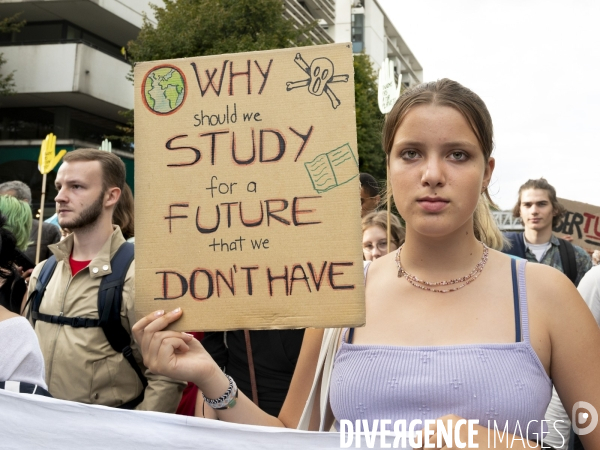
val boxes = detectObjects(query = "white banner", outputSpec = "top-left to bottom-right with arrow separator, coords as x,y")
0,390 -> 341,449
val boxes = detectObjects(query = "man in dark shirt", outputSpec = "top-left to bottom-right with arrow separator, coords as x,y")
505,178 -> 591,285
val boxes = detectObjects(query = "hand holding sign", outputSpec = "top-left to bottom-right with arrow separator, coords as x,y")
377,58 -> 401,114
134,43 -> 364,331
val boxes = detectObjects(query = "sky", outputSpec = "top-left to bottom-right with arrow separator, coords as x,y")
378,0 -> 600,210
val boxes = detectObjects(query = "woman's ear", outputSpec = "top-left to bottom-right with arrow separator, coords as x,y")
483,156 -> 495,189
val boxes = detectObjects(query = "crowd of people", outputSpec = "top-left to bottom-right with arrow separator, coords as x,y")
0,79 -> 599,449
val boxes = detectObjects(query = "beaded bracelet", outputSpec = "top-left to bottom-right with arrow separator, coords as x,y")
203,374 -> 239,410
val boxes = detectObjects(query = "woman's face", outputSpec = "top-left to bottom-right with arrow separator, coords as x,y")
362,225 -> 398,260
388,104 -> 494,239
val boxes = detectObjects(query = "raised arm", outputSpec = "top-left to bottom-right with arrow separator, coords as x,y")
132,308 -> 326,428
123,268 -> 185,412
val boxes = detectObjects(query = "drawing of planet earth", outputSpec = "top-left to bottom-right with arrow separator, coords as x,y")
143,66 -> 186,114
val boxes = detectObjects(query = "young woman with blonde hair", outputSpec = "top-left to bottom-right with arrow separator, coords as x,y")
361,210 -> 405,261
133,79 -> 600,448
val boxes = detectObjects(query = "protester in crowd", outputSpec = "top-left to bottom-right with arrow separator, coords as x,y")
503,178 -> 592,286
25,149 -> 184,411
0,216 -> 48,394
0,181 -> 61,263
113,183 -> 134,242
502,179 -> 593,448
0,195 -> 32,313
0,195 -> 32,252
361,210 -> 405,261
359,172 -> 380,217
133,79 -> 600,448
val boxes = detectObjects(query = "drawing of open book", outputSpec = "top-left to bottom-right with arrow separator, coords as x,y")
304,143 -> 358,193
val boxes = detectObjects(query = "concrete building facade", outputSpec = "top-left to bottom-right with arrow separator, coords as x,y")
0,0 -> 420,212
0,0 -> 160,209
285,0 -> 422,86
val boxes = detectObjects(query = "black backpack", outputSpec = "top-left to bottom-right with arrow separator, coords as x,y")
502,232 -> 578,285
28,242 -> 147,409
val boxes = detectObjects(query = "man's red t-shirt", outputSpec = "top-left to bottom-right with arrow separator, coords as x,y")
69,255 -> 91,276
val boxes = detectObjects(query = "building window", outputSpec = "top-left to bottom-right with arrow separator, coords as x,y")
0,21 -> 123,60
0,107 -> 126,150
351,14 -> 364,53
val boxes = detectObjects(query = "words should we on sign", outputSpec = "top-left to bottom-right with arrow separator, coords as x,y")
134,43 -> 365,331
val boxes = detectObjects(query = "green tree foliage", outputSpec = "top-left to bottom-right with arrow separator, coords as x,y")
0,14 -> 25,97
110,0 -> 324,148
353,53 -> 385,182
128,0 -> 322,62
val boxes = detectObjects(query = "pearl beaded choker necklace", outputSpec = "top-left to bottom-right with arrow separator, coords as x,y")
395,242 -> 489,293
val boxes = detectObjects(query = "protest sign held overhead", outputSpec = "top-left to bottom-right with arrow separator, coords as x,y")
134,43 -> 365,332
555,198 -> 600,251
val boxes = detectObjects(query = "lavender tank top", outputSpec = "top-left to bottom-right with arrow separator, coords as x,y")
329,259 -> 552,437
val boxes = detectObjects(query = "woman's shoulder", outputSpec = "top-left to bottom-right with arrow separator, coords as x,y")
0,307 -> 19,323
364,252 -> 397,278
525,259 -> 578,297
522,258 -> 590,327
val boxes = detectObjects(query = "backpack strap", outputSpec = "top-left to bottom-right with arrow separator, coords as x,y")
557,238 -> 578,285
29,243 -> 146,409
28,256 -> 58,326
502,232 -> 527,259
97,242 -> 147,409
29,256 -> 101,328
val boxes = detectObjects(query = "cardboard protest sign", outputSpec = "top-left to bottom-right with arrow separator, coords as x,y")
134,43 -> 365,331
554,198 -> 600,251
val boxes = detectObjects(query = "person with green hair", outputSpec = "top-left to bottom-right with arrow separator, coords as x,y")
0,195 -> 32,251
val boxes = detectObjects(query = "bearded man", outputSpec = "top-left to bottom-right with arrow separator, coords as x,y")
25,149 -> 184,411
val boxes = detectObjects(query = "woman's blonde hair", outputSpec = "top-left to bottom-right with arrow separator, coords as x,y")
381,79 -> 505,250
362,211 -> 405,248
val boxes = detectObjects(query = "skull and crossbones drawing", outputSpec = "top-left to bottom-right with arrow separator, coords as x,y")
286,53 -> 349,109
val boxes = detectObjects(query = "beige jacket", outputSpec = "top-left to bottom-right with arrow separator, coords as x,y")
27,227 -> 185,411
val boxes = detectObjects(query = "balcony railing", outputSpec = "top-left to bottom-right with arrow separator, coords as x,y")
492,211 -> 524,231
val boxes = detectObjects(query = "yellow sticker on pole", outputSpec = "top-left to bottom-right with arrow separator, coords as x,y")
38,133 -> 67,174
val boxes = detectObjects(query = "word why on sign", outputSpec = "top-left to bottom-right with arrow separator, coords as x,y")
154,261 -> 355,300
165,125 -> 314,166
190,59 -> 273,97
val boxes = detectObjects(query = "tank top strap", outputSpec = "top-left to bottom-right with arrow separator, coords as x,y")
516,259 -> 530,342
342,327 -> 354,344
510,258 -> 521,342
